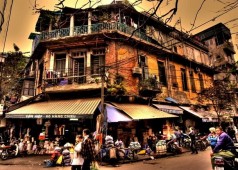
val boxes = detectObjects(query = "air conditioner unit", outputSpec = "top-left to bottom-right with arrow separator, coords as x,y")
132,67 -> 142,75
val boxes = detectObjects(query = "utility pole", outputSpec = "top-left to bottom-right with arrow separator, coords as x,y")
100,65 -> 107,136
0,54 -> 6,116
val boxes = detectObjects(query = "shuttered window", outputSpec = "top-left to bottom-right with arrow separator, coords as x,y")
169,64 -> 178,87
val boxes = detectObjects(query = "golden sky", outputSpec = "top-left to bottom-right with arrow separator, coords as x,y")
0,0 -> 238,58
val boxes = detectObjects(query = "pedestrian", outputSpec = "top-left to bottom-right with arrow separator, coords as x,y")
188,127 -> 198,154
227,126 -> 236,142
81,129 -> 95,170
71,135 -> 84,170
207,127 -> 218,151
174,128 -> 182,146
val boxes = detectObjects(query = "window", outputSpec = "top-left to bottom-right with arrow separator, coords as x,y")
91,55 -> 105,75
139,55 -> 149,80
74,58 -> 85,84
189,71 -> 196,92
173,46 -> 177,53
55,54 -> 66,73
72,51 -> 86,58
169,64 -> 178,87
23,80 -> 34,96
198,73 -> 204,91
181,68 -> 188,91
39,63 -> 43,85
158,61 -> 167,86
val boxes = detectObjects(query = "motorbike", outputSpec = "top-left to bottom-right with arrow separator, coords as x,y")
166,139 -> 182,154
195,134 -> 210,151
212,146 -> 238,170
0,140 -> 19,160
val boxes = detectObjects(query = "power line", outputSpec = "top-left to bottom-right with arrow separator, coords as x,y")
0,0 -> 7,32
2,0 -> 14,53
189,1 -> 238,32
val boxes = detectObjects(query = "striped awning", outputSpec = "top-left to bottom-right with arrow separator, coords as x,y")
112,103 -> 178,120
179,106 -> 218,122
153,104 -> 183,114
6,98 -> 101,119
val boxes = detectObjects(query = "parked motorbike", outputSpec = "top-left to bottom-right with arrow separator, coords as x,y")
166,139 -> 182,154
195,134 -> 210,151
181,133 -> 191,149
0,140 -> 19,160
212,146 -> 238,170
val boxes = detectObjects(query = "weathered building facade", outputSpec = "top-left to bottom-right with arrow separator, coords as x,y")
5,2 -> 219,144
195,23 -> 237,126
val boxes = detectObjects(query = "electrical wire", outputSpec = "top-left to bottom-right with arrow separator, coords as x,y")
2,0 -> 14,53
0,0 -> 7,32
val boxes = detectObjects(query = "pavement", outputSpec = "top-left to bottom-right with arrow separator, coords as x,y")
0,147 -> 191,167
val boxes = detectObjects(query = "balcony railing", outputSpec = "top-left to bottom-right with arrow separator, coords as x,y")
39,22 -> 154,44
223,41 -> 236,54
44,69 -> 101,88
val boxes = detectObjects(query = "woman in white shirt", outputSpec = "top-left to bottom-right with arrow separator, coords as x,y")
71,135 -> 84,170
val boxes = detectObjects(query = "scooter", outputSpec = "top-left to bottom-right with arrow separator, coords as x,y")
212,146 -> 238,170
0,140 -> 19,160
166,139 -> 182,154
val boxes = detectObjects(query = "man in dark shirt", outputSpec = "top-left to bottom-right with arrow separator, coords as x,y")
81,129 -> 95,170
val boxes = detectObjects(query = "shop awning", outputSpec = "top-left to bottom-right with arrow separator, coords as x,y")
153,104 -> 183,115
105,104 -> 132,123
179,106 -> 218,122
112,103 -> 178,120
6,98 -> 101,119
165,97 -> 179,104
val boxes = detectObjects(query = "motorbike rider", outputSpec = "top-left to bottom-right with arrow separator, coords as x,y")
210,126 -> 235,169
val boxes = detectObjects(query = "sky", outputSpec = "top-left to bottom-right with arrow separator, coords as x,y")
0,0 -> 238,58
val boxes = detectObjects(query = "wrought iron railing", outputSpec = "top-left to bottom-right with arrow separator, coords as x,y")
44,68 -> 101,87
39,22 -> 153,43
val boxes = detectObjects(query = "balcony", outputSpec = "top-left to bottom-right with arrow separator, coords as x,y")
139,77 -> 161,97
223,41 -> 236,54
24,70 -> 36,79
37,22 -> 154,45
44,69 -> 101,92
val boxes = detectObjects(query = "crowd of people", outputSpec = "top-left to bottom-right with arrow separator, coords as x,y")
43,125 -> 237,170
45,128 -> 96,170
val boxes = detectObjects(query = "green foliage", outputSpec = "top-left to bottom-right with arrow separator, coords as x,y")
139,76 -> 158,90
107,74 -> 126,96
198,80 -> 235,124
1,46 -> 28,100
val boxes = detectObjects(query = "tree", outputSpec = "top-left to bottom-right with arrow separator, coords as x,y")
1,44 -> 28,106
198,80 -> 236,125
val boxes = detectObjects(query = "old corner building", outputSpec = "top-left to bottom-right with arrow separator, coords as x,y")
2,1 -> 237,146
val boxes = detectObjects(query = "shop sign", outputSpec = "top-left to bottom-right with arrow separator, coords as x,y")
158,108 -> 183,114
6,114 -> 93,119
25,114 -> 78,118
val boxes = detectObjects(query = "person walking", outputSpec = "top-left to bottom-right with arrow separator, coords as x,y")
71,135 -> 84,170
207,127 -> 218,151
188,127 -> 198,154
81,129 -> 95,170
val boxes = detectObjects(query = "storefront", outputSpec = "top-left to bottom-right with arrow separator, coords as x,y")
179,106 -> 218,133
108,103 -> 178,147
5,98 -> 101,144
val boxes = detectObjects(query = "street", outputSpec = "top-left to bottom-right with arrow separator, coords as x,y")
0,148 -> 213,170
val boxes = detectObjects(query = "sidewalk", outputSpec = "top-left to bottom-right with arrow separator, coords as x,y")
0,147 -> 190,166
